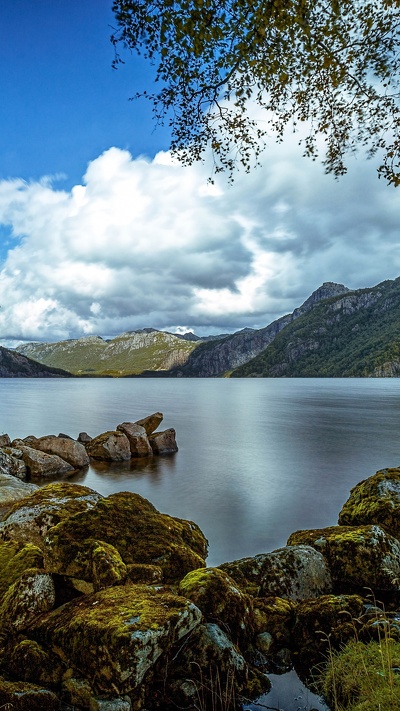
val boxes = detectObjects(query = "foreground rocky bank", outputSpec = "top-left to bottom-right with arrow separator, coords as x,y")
0,425 -> 400,709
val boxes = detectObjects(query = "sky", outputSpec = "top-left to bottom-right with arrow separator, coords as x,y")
0,1 -> 400,345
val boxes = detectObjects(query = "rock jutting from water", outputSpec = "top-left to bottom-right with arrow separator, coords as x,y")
0,448 -> 400,708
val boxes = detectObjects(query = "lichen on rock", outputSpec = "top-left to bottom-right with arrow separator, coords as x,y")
339,467 -> 400,538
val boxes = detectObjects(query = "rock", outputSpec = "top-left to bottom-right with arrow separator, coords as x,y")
126,563 -> 163,585
253,596 -> 296,648
116,422 -> 153,457
291,594 -> 364,668
338,467 -> 400,538
2,448 -> 28,480
28,584 -> 202,695
0,568 -> 55,631
134,412 -> 163,435
0,434 -> 11,447
0,482 -> 103,548
86,431 -> 131,461
0,447 -> 22,478
29,434 -> 89,468
19,445 -> 75,479
219,545 -> 332,601
78,431 -> 92,444
0,470 -> 38,509
90,697 -> 132,711
0,679 -> 60,711
148,428 -> 178,454
7,639 -> 63,686
178,567 -> 255,646
0,539 -> 44,598
91,540 -> 128,591
288,524 -> 400,593
44,491 -> 208,584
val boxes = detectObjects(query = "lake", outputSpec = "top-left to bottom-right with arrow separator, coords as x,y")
2,377 -> 399,711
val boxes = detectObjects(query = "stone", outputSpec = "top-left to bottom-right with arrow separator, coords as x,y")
29,434 -> 89,468
86,431 -> 131,461
28,584 -> 202,695
0,470 -> 38,509
134,412 -> 163,435
148,428 -> 178,454
0,568 -> 55,631
0,539 -> 44,599
178,567 -> 255,646
0,482 -> 103,548
7,639 -> 63,686
219,544 -> 332,601
90,697 -> 132,711
288,524 -> 400,593
0,679 -> 60,711
116,422 -> 153,457
0,447 -> 22,478
0,434 -> 11,447
91,540 -> 128,591
19,446 -> 75,479
78,431 -> 92,444
253,596 -> 296,648
126,563 -> 163,585
44,491 -> 208,584
338,467 -> 400,539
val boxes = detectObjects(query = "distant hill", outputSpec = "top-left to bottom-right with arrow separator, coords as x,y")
15,329 -> 202,377
231,277 -> 400,377
0,346 -> 71,378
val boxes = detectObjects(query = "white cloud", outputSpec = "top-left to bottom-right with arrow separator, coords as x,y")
0,139 -> 400,344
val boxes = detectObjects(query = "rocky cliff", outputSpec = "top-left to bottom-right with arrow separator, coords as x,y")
232,277 -> 400,377
0,346 -> 71,378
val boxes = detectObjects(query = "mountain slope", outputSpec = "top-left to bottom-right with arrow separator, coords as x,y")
16,329 -> 200,376
167,282 -> 350,377
0,346 -> 71,378
231,278 -> 400,377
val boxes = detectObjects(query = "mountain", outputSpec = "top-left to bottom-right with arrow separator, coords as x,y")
15,329 -> 202,377
166,282 -> 350,377
0,346 -> 71,378
231,277 -> 400,377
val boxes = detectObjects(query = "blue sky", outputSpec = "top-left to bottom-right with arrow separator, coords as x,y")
0,0 -> 400,344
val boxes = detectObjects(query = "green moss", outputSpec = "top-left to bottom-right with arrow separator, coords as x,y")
253,596 -> 296,645
339,468 -> 400,538
126,563 -> 163,584
0,677 -> 60,710
45,492 -> 208,584
322,639 -> 400,710
179,567 -> 255,646
0,540 -> 44,599
7,639 -> 63,686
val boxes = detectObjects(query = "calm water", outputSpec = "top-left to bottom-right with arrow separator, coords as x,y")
1,377 -> 400,567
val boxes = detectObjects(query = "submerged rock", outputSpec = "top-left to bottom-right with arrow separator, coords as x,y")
148,428 -> 178,454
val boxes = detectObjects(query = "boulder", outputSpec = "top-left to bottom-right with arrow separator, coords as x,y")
0,482 -> 103,548
291,594 -> 364,668
0,679 -> 60,711
0,447 -> 22,478
339,467 -> 400,539
0,568 -> 55,631
78,431 -> 92,444
44,491 -> 208,584
29,435 -> 89,468
148,428 -> 178,454
134,412 -> 163,435
116,422 -> 153,457
288,524 -> 400,593
1,448 -> 28,480
0,539 -> 44,599
28,584 -> 202,695
219,545 -> 332,600
7,639 -> 63,687
0,470 -> 38,509
0,434 -> 11,447
19,446 -> 75,480
253,596 -> 296,649
86,431 -> 131,462
178,567 -> 255,646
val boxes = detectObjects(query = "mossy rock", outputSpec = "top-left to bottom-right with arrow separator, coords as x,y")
253,596 -> 297,648
0,677 -> 60,710
28,583 -> 202,695
126,563 -> 163,585
6,638 -> 63,686
45,491 -> 208,584
179,567 -> 255,647
321,639 -> 400,710
292,593 -> 364,669
0,482 -> 102,548
91,540 -> 127,591
287,524 -> 400,593
148,621 -> 270,710
339,467 -> 400,539
0,567 -> 55,632
0,539 -> 44,600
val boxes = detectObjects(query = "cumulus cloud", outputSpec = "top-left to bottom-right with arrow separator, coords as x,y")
0,138 -> 400,344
